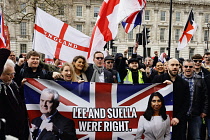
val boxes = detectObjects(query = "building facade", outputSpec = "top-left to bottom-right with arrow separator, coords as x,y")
1,0 -> 210,59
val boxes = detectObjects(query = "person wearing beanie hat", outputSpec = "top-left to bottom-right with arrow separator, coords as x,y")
104,55 -> 121,83
128,58 -> 139,65
119,56 -> 150,84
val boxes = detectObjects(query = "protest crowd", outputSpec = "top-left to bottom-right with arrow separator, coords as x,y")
0,43 -> 210,140
0,0 -> 208,138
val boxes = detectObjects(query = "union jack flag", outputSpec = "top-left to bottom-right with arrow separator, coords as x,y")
122,10 -> 143,34
121,0 -> 146,34
24,78 -> 173,140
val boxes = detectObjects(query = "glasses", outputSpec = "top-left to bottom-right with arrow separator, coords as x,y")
106,61 -> 114,64
10,55 -> 15,57
184,65 -> 193,68
95,57 -> 104,60
193,60 -> 202,63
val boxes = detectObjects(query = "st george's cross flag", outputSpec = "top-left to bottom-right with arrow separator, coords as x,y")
33,8 -> 90,62
24,78 -> 173,140
177,9 -> 197,51
88,0 -> 146,61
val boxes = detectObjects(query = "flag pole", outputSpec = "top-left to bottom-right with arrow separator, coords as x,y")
167,0 -> 172,58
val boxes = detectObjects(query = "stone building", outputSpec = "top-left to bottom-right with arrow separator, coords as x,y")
1,0 -> 210,59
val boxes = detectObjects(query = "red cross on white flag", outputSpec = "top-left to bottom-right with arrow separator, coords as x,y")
33,8 -> 90,62
88,0 -> 146,61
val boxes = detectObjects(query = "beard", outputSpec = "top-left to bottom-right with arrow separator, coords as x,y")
168,69 -> 178,77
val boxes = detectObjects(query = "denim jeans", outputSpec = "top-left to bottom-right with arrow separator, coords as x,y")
207,118 -> 210,140
186,115 -> 202,140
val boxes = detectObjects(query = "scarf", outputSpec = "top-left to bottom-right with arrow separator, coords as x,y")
90,64 -> 104,82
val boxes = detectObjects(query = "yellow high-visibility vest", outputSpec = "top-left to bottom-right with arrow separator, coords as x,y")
123,69 -> 144,84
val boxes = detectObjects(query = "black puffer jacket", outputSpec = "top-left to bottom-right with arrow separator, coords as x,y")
17,62 -> 53,86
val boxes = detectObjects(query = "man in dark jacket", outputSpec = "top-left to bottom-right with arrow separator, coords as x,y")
191,54 -> 210,139
85,51 -> 114,83
18,51 -> 61,87
192,54 -> 210,78
0,58 -> 29,139
104,55 -> 121,83
31,88 -> 77,140
205,74 -> 210,139
152,58 -> 190,140
180,59 -> 208,139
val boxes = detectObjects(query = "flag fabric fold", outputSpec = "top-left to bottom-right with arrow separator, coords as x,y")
122,10 -> 143,34
25,78 -> 173,140
177,9 -> 197,51
33,8 -> 90,62
0,9 -> 9,49
88,0 -> 146,61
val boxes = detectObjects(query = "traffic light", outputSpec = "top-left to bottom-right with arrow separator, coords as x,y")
110,40 -> 116,49
142,28 -> 150,45
136,33 -> 142,45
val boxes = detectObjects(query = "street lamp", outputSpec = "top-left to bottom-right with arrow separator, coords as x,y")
207,22 -> 210,51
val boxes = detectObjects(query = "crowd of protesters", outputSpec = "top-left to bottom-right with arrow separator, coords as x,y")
1,43 -> 210,139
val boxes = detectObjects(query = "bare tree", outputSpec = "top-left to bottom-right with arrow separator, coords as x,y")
4,0 -> 66,24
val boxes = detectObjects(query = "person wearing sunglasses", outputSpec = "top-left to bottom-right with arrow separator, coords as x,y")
85,51 -> 114,83
179,59 -> 208,140
104,55 -> 121,83
192,54 -> 210,79
192,54 -> 210,140
8,51 -> 16,64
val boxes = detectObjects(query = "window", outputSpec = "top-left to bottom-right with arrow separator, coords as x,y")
94,7 -> 100,17
147,48 -> 151,57
20,3 -> 26,13
160,28 -> 165,42
204,30 -> 208,42
175,48 -> 179,59
112,46 -> 117,56
190,36 -> 194,43
76,25 -> 82,32
145,10 -> 150,21
160,11 -> 166,21
176,12 -> 181,21
205,14 -> 209,23
128,30 -> 133,41
175,29 -> 180,42
58,6 -> 64,15
76,6 -> 82,17
189,48 -> 195,59
128,47 -> 133,57
20,22 -> 26,38
160,47 -> 165,54
20,44 -> 27,53
40,3 -> 45,11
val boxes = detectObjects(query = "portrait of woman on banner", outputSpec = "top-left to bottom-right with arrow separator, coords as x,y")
135,92 -> 171,140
